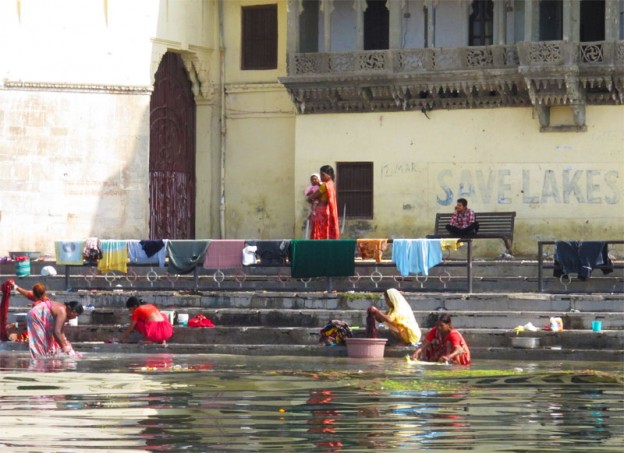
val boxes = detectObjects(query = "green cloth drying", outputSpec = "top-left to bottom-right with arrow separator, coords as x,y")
290,239 -> 356,278
167,240 -> 211,274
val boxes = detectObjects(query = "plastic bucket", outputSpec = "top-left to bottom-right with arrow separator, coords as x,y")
15,259 -> 31,278
591,320 -> 602,332
177,313 -> 189,327
345,338 -> 387,359
68,317 -> 78,326
160,311 -> 176,325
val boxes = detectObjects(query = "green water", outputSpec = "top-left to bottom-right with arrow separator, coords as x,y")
0,353 -> 622,452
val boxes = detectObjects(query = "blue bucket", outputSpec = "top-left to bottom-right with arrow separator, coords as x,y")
15,259 -> 31,278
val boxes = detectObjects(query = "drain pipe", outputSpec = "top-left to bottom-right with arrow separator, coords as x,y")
218,0 -> 226,238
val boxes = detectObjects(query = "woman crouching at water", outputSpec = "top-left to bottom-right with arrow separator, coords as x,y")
27,300 -> 83,358
411,313 -> 471,365
116,297 -> 173,344
367,288 -> 421,345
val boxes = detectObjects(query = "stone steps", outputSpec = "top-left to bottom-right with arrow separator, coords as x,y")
6,307 -> 622,331
2,258 -> 621,361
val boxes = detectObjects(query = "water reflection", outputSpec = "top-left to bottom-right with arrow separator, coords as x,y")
0,353 -> 622,451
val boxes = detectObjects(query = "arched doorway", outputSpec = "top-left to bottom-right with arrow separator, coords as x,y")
149,52 -> 196,239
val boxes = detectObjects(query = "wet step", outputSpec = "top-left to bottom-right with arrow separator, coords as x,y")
54,325 -> 624,350
2,338 -> 622,362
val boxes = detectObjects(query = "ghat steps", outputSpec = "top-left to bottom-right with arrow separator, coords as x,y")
2,289 -> 622,362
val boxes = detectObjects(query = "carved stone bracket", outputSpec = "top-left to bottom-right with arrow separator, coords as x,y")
180,51 -> 217,102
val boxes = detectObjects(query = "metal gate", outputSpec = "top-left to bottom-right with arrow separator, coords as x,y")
149,52 -> 196,239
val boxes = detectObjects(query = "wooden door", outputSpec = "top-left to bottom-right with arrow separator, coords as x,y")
149,52 -> 196,239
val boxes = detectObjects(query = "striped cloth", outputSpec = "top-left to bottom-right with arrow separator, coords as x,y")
97,240 -> 129,274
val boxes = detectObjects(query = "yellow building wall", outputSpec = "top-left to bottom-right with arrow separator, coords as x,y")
295,106 -> 624,257
219,0 -> 296,239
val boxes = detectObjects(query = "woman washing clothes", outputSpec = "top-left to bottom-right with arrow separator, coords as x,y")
2,282 -> 53,343
411,313 -> 471,365
115,297 -> 173,344
307,165 -> 340,239
14,282 -> 51,306
367,288 -> 421,346
27,299 -> 83,358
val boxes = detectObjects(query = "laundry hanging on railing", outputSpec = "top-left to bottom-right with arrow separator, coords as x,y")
356,238 -> 388,263
289,239 -> 356,279
97,240 -> 129,274
391,238 -> 444,277
203,240 -> 245,270
553,241 -> 613,280
128,240 -> 168,267
248,240 -> 291,265
167,240 -> 210,275
55,241 -> 85,265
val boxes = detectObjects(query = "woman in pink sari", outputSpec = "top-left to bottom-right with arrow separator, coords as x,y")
307,165 -> 340,239
27,300 -> 83,358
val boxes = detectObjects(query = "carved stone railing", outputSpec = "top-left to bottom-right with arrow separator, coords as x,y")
280,41 -> 624,129
291,45 -> 520,75
517,40 -> 624,67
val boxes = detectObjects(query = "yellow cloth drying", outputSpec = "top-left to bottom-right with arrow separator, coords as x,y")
441,239 -> 462,252
97,240 -> 129,273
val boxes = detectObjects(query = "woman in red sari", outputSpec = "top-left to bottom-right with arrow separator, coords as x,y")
116,297 -> 173,344
411,313 -> 471,365
307,165 -> 340,239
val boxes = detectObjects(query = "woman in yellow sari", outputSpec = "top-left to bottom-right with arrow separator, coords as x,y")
367,288 -> 421,345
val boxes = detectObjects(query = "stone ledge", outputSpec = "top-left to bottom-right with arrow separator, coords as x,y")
1,342 -> 622,362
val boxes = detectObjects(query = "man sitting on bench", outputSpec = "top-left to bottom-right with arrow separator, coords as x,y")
446,198 -> 479,237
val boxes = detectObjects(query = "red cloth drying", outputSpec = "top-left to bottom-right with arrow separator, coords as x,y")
1,279 -> 15,341
188,314 -> 215,328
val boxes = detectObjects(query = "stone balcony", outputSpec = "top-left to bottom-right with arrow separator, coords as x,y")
280,40 -> 624,130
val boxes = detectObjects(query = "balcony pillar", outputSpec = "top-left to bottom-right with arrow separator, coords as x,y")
563,0 -> 580,42
605,0 -> 620,41
388,0 -> 405,49
354,0 -> 366,50
320,0 -> 334,52
425,0 -> 436,48
494,0 -> 508,45
523,0 -> 538,42
286,0 -> 302,55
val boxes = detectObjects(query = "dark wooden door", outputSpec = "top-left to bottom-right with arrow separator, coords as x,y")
149,52 -> 196,239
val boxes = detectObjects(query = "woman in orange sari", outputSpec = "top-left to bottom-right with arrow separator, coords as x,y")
307,165 -> 340,239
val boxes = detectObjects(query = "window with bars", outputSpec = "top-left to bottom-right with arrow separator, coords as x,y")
336,162 -> 373,219
241,5 -> 278,70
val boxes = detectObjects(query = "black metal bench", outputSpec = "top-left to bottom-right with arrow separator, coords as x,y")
427,211 -> 516,254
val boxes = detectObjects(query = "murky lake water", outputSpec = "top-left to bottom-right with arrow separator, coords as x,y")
0,353 -> 622,452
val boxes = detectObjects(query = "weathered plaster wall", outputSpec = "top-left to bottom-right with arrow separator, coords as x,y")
223,84 -> 296,239
0,0 -> 221,255
295,106 -> 624,257
219,1 -> 296,239
0,90 -> 151,255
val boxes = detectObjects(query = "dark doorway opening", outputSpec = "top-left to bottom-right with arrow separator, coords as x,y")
580,0 -> 605,41
539,0 -> 563,41
364,0 -> 389,50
